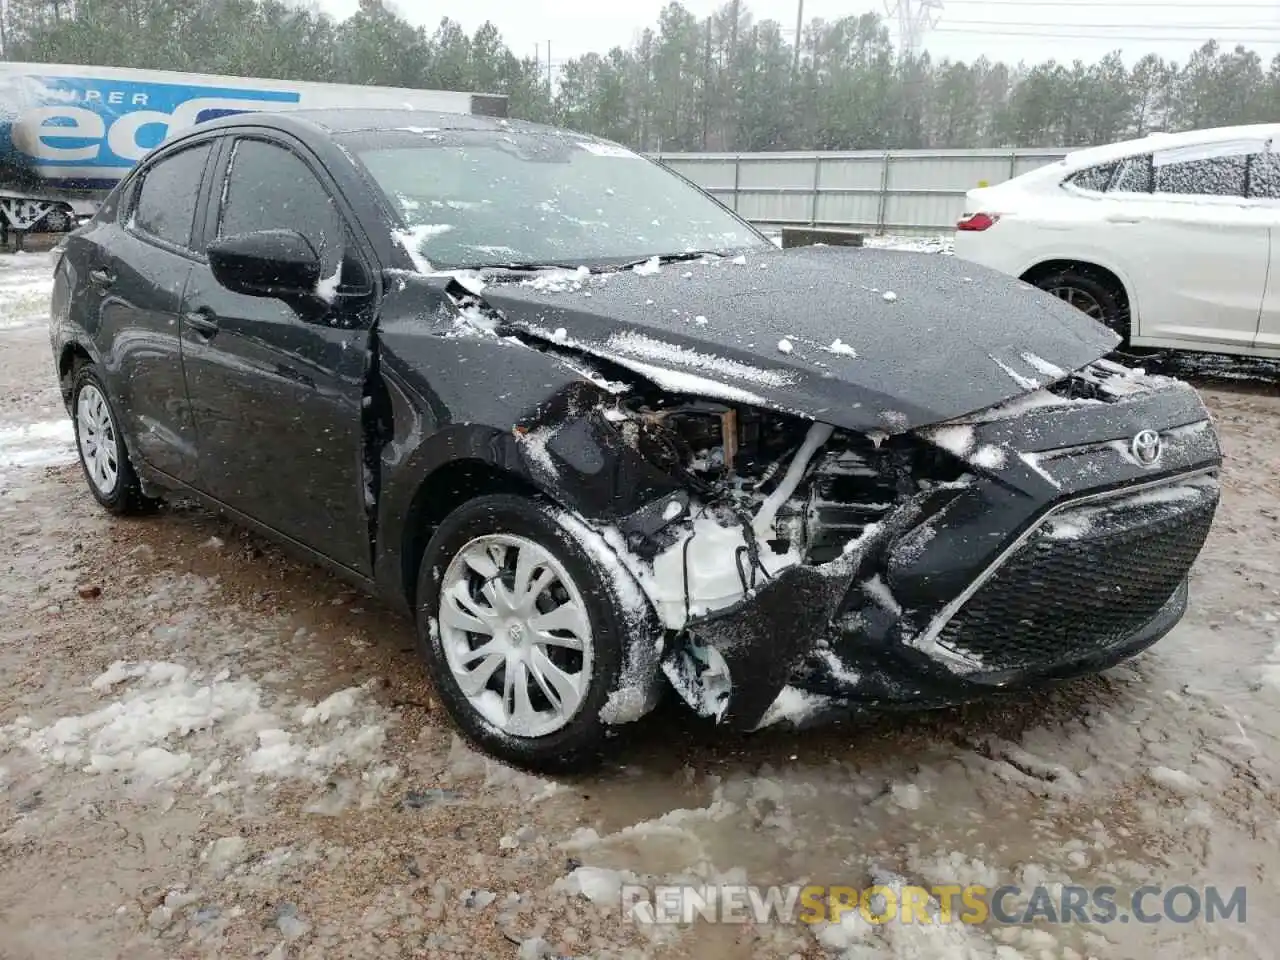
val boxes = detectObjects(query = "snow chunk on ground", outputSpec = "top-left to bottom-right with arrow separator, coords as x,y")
554,865 -> 640,905
1150,766 -> 1202,795
882,290 -> 898,302
826,338 -> 857,357
777,338 -> 793,354
0,418 -> 76,474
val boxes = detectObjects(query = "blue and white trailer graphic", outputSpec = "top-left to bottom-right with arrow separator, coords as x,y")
0,62 -> 507,236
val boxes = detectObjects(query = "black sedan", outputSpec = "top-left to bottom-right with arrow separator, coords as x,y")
49,109 -> 1222,770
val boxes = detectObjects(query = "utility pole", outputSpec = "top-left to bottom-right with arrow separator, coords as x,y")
792,0 -> 803,76
546,40 -> 552,94
701,16 -> 711,149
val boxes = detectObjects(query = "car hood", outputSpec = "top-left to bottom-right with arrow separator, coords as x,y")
477,245 -> 1119,434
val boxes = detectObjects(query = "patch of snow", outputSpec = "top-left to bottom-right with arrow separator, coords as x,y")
881,290 -> 898,303
519,266 -> 590,293
991,356 -> 1040,391
971,445 -> 1007,470
1018,450 -> 1062,489
632,257 -> 661,276
314,264 -> 341,303
730,254 -> 747,265
777,338 -> 793,354
928,425 -> 975,458
662,499 -> 684,522
753,686 -> 833,730
551,327 -> 567,342
826,338 -> 857,357
693,315 -> 708,325
0,418 -> 76,473
861,575 -> 902,616
604,331 -> 795,387
602,356 -> 769,406
817,649 -> 861,687
554,865 -> 640,905
1021,351 -> 1066,379
517,426 -> 559,478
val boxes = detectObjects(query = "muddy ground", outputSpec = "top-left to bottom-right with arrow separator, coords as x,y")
3,249 -> 1280,959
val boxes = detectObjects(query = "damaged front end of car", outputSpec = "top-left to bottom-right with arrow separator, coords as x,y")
508,365 -> 982,732
508,351 -> 1223,735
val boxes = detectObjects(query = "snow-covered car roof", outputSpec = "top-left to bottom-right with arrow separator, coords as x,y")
1059,123 -> 1280,172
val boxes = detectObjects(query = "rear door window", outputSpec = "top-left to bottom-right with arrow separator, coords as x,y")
217,138 -> 344,275
130,142 -> 214,250
1154,155 -> 1247,198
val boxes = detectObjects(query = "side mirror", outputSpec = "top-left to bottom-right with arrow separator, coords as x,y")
208,229 -> 322,299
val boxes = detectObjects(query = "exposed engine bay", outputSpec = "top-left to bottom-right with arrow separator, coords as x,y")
585,387 -> 968,633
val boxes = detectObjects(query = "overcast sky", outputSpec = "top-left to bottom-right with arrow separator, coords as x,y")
315,0 -> 1280,69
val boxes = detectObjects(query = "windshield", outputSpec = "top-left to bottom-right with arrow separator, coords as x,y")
344,129 -> 770,270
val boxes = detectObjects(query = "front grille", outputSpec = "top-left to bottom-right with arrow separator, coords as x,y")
936,478 -> 1219,673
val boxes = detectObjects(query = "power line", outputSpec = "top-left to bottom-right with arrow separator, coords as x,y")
947,0 -> 1272,5
940,19 -> 1280,31
934,26 -> 1280,41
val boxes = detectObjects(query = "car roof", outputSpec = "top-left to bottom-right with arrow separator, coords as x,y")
1061,123 -> 1280,170
190,107 -> 575,140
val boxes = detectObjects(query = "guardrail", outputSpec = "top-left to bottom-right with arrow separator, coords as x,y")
652,148 -> 1072,235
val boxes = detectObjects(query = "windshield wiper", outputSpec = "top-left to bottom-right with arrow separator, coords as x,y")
615,251 -> 728,271
455,261 -> 588,273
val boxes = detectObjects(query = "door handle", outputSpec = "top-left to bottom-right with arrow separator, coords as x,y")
1104,215 -> 1140,224
88,267 -> 115,288
184,309 -> 220,339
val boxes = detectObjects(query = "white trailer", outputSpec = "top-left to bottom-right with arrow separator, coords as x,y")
0,62 -> 507,246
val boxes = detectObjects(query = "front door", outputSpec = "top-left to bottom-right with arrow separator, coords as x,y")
180,134 -> 376,575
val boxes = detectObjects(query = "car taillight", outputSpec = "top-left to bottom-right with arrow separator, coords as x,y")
957,212 -> 1000,231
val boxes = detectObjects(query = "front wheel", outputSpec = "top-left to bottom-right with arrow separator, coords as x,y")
71,365 -> 154,515
415,494 -> 638,772
1033,268 -> 1130,345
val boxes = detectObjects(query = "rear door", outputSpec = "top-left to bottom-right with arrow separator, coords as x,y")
1249,146 -> 1280,354
68,138 -> 217,483
180,133 -> 378,575
1114,141 -> 1269,349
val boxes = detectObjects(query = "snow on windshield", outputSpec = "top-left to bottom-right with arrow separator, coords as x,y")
350,131 -> 768,270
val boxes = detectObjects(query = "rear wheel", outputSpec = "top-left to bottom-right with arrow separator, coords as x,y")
1033,268 -> 1130,344
71,365 -> 154,515
415,494 -> 632,772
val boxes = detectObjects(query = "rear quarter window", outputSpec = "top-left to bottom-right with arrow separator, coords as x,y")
1064,162 -> 1117,193
1249,152 -> 1280,199
1108,155 -> 1153,193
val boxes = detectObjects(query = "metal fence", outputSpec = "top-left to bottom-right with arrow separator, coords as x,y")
652,148 -> 1072,235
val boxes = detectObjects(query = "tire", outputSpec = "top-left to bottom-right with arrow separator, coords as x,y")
70,364 -> 154,515
1033,268 -> 1130,344
415,494 -> 633,772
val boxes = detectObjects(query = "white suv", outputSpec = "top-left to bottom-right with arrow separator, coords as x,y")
954,124 -> 1280,359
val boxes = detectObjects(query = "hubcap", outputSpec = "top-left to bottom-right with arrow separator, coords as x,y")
1048,284 -> 1106,322
76,383 -> 119,496
438,534 -> 594,738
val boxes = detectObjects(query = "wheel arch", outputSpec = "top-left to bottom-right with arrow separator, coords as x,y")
1019,258 -> 1134,326
57,341 -> 96,410
396,457 -> 542,613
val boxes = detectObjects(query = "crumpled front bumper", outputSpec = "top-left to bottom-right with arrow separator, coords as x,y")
665,375 -> 1224,732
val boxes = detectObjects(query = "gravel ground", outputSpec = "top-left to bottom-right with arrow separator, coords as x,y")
3,248 -> 1280,959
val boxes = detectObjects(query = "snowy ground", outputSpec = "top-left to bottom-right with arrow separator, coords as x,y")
3,250 -> 1280,958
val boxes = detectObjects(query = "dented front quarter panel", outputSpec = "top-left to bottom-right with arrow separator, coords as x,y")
370,271 -> 691,606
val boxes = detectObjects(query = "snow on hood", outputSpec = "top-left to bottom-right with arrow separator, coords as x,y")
478,246 -> 1119,433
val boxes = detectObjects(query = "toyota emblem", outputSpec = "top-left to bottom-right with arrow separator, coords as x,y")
1131,429 -> 1163,467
